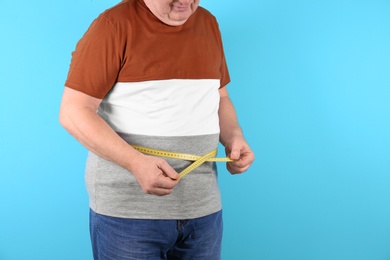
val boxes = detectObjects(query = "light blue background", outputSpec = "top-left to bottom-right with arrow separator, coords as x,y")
1,0 -> 389,259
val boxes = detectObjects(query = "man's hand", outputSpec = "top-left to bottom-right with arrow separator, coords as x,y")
224,135 -> 255,174
129,154 -> 180,196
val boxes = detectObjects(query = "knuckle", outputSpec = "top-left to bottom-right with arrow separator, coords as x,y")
143,188 -> 153,194
156,157 -> 167,165
142,184 -> 155,194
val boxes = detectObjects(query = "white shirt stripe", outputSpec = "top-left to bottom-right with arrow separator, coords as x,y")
98,79 -> 221,136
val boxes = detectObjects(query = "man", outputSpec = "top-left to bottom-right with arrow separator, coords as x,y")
60,0 -> 254,259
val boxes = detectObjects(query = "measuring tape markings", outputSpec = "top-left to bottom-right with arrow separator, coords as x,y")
131,145 -> 233,179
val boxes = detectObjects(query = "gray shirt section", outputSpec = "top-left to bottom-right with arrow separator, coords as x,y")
85,133 -> 222,219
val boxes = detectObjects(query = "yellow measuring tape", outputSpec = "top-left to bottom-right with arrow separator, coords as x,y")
132,145 -> 233,179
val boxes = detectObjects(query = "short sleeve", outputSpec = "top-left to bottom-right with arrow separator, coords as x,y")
211,17 -> 230,88
220,51 -> 230,88
65,15 -> 123,99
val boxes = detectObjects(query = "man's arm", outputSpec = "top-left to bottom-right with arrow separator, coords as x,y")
219,87 -> 255,174
59,87 -> 179,195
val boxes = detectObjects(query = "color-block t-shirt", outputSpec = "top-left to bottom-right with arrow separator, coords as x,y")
65,0 -> 230,219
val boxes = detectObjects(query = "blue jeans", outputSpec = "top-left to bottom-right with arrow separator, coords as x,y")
89,209 -> 223,260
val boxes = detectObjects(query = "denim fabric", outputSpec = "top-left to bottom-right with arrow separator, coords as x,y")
89,209 -> 223,260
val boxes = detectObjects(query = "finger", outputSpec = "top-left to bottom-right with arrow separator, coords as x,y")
229,158 -> 252,169
149,187 -> 174,196
233,150 -> 254,165
227,156 -> 253,173
156,174 -> 179,189
227,163 -> 250,174
158,162 -> 180,180
141,181 -> 174,196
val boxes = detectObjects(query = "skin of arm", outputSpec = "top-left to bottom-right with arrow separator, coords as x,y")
59,87 -> 179,196
218,87 -> 255,174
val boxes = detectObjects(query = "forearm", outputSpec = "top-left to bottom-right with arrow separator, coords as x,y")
218,90 -> 244,147
218,87 -> 254,173
59,89 -> 141,172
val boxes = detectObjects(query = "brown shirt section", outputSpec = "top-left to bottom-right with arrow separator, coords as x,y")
65,0 -> 230,99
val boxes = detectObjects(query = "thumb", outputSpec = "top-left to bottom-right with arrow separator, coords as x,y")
229,147 -> 241,161
159,162 -> 180,180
